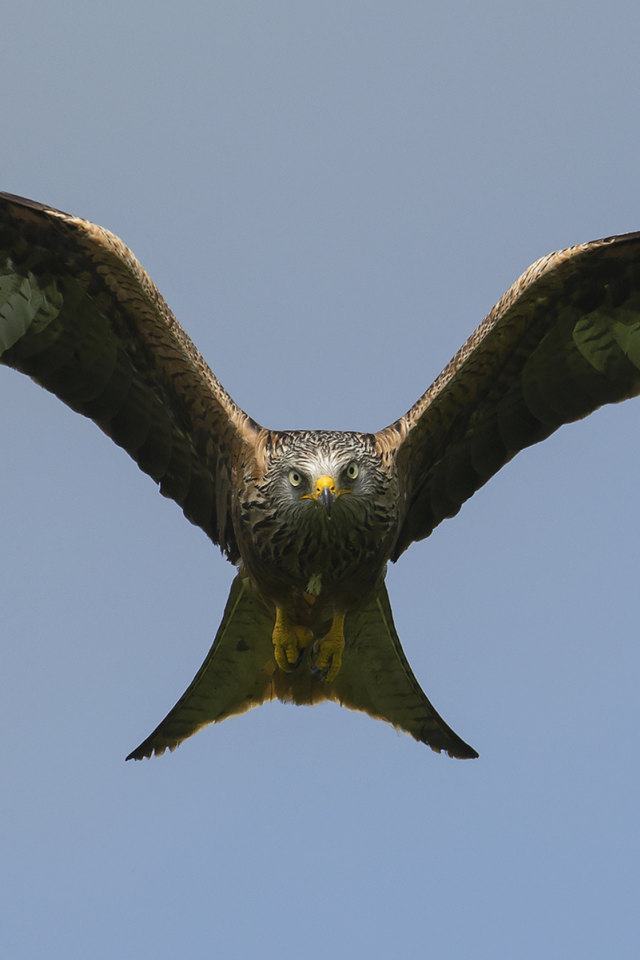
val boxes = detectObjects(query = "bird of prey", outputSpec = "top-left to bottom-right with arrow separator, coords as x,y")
1,192 -> 640,762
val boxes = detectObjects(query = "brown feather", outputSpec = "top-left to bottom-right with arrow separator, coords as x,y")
380,234 -> 640,558
0,191 -> 260,558
4,192 -> 640,759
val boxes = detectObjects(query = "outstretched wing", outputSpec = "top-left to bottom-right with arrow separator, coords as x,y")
0,192 -> 260,558
376,233 -> 640,559
128,576 -> 476,760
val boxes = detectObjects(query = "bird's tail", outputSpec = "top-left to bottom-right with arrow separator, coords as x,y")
127,575 -> 477,760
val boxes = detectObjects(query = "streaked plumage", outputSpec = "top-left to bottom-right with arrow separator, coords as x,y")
2,190 -> 640,761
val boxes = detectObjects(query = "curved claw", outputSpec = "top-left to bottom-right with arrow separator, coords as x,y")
310,614 -> 345,682
272,607 -> 313,672
274,642 -> 305,673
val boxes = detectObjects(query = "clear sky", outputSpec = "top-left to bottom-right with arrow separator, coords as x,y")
1,2 -> 639,957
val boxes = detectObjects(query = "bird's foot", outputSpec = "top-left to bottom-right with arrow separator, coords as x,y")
272,607 -> 313,672
310,614 -> 345,682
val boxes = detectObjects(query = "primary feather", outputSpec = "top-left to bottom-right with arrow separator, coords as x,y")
2,191 -> 640,761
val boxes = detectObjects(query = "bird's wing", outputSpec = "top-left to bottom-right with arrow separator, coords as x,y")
0,192 -> 261,558
375,233 -> 640,559
128,576 -> 477,760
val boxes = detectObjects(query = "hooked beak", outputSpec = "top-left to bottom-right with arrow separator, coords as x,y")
303,475 -> 338,516
317,483 -> 335,515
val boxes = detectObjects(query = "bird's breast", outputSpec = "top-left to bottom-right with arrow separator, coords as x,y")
235,497 -> 396,617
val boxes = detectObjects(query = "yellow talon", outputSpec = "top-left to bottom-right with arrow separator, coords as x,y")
313,614 -> 345,682
272,607 -> 313,672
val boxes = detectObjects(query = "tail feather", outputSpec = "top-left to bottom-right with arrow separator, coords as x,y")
127,576 -> 477,760
329,585 -> 478,759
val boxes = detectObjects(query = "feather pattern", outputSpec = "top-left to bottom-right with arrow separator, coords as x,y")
378,235 -> 640,557
3,191 -> 640,758
0,191 -> 260,559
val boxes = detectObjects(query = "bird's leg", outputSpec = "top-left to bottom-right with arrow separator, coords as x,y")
311,614 -> 345,682
272,606 -> 313,672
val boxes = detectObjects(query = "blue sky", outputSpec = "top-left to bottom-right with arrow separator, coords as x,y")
1,2 -> 639,957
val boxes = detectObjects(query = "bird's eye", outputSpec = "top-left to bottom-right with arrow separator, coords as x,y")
346,462 -> 359,481
288,469 -> 303,487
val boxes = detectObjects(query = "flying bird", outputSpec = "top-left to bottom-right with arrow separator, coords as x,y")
1,192 -> 640,762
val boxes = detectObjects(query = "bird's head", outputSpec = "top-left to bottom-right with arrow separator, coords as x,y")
259,431 -> 391,526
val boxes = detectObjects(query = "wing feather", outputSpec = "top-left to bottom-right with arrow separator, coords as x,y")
377,234 -> 640,558
0,192 -> 260,557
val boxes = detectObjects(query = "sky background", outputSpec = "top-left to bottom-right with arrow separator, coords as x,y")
1,2 -> 640,957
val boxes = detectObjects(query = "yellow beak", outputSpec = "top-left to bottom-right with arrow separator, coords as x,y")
303,475 -> 338,514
